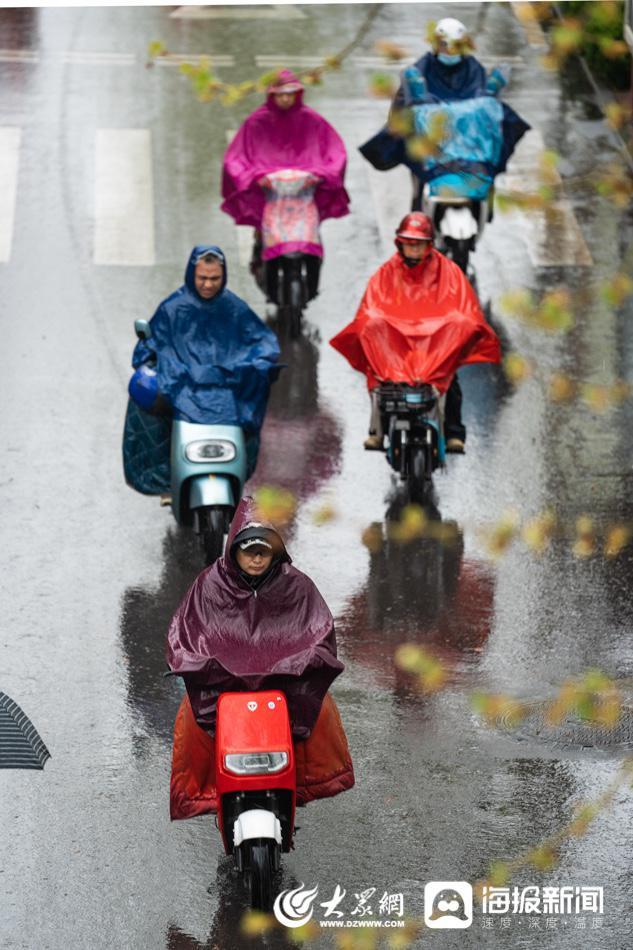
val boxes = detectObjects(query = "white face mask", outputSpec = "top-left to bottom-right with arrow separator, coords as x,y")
438,53 -> 462,66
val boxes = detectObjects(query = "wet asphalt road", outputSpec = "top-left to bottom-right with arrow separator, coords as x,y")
1,3 -> 633,949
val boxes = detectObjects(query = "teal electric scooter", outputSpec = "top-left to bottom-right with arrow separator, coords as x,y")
134,319 -> 247,564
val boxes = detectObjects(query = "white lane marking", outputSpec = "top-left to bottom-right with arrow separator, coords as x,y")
226,129 -> 253,269
171,5 -> 306,19
480,55 -> 526,67
379,37 -> 527,66
0,48 -> 525,71
351,58 -> 404,71
0,49 -> 233,68
497,129 -> 593,267
94,129 -> 155,267
0,128 -> 21,263
0,49 -> 39,63
256,54 -> 525,72
154,53 -> 235,68
61,51 -> 136,66
255,55 -> 324,69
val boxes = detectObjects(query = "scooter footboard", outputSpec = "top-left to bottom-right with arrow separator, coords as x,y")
233,808 -> 282,847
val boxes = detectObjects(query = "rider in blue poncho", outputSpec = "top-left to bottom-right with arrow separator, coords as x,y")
125,245 -> 280,492
360,17 -> 529,183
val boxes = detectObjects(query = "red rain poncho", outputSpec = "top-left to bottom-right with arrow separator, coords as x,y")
330,249 -> 500,392
166,496 -> 345,738
221,70 -> 350,232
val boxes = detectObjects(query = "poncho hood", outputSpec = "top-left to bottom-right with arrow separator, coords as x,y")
166,496 -> 343,737
419,51 -> 487,101
225,494 -> 291,580
184,244 -> 228,298
266,68 -> 305,110
330,249 -> 501,393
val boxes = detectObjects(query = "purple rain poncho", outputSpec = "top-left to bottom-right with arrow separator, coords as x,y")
221,69 -> 350,239
166,496 -> 344,738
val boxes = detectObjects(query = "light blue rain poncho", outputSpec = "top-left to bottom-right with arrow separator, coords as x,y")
410,96 -> 505,199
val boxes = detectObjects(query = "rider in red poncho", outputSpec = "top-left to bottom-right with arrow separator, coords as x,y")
330,213 -> 501,452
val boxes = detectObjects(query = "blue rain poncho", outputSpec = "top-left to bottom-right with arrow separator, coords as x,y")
132,245 -> 280,431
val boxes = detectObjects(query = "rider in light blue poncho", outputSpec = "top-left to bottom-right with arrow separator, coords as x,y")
359,17 -> 529,188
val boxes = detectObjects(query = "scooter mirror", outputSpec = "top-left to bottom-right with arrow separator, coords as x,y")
134,318 -> 151,341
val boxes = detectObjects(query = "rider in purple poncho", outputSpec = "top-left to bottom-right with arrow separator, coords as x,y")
166,495 -> 344,740
221,68 -> 350,242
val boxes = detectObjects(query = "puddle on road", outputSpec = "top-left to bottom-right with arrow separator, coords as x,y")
483,695 -> 633,754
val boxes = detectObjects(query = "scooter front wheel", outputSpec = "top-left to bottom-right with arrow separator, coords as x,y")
198,505 -> 226,565
286,277 -> 303,339
449,239 -> 470,274
408,444 -> 429,504
246,840 -> 274,911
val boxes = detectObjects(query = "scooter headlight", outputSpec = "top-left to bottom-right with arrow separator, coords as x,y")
224,752 -> 289,775
185,439 -> 236,463
404,392 -> 424,405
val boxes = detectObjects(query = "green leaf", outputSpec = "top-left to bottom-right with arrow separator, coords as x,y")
147,40 -> 166,59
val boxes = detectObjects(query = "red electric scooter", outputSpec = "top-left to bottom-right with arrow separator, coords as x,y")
215,690 -> 296,910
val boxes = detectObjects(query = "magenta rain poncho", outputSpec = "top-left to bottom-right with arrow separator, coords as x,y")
221,69 -> 350,258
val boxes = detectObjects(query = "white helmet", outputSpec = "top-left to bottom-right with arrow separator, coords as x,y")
433,17 -> 471,50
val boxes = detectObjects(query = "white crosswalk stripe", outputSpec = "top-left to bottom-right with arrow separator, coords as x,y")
171,5 -> 306,19
497,129 -> 593,267
0,127 -> 21,263
94,129 -> 155,267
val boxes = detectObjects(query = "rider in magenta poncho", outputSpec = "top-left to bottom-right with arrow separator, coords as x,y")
221,68 -> 350,251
